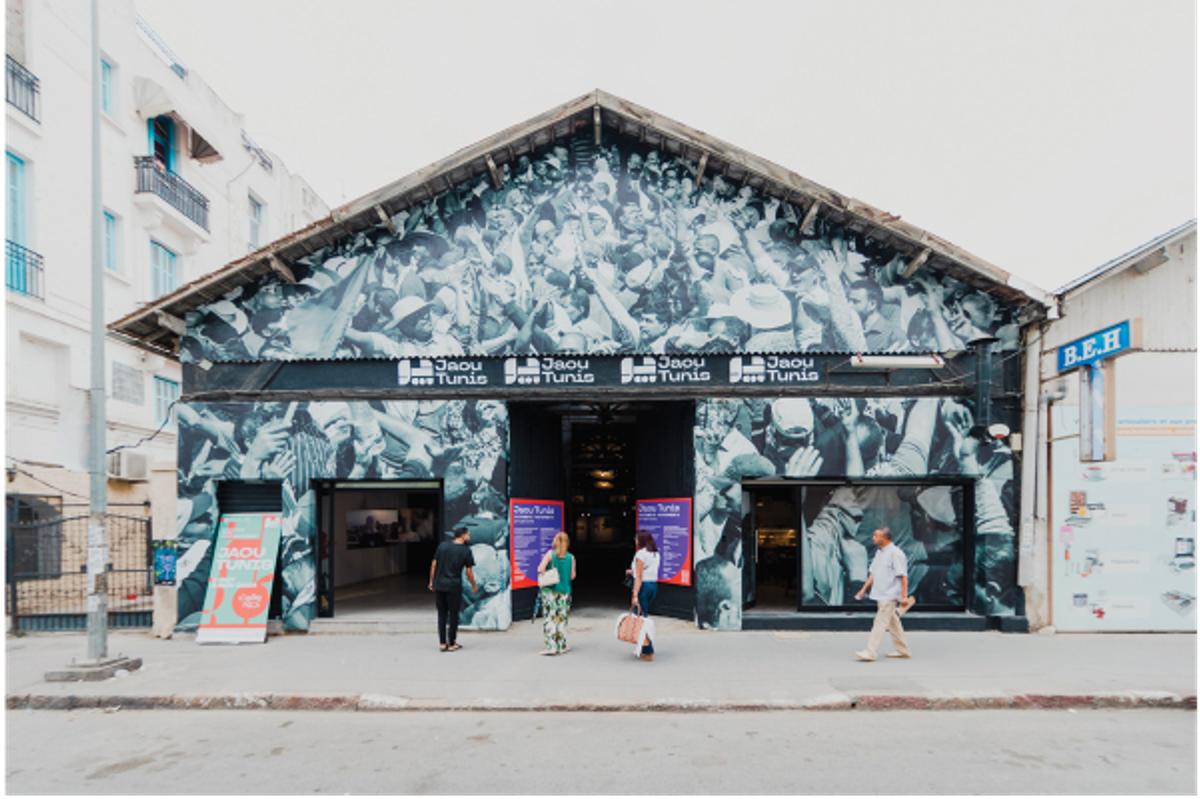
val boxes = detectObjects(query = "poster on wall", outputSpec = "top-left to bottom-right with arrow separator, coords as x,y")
196,513 -> 283,644
636,498 -> 692,586
1051,405 -> 1197,632
346,509 -> 398,548
510,499 -> 564,589
153,540 -> 177,585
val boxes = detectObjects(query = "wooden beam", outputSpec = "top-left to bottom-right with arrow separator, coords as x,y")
485,154 -> 504,191
800,200 -> 821,235
268,254 -> 296,284
374,205 -> 398,236
902,247 -> 933,279
694,152 -> 708,187
594,107 -> 602,146
155,311 -> 187,337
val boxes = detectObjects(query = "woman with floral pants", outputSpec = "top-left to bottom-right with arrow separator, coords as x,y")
537,532 -> 576,655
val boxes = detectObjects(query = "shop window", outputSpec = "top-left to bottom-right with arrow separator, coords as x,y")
797,483 -> 967,610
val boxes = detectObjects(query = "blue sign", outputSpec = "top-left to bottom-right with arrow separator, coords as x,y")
509,499 -> 563,590
635,498 -> 693,586
1057,320 -> 1137,372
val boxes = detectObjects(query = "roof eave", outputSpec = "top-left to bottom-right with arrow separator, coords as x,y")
110,89 -> 1053,350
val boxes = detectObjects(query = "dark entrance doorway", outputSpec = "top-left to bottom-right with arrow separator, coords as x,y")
314,480 -> 442,619
509,400 -> 694,621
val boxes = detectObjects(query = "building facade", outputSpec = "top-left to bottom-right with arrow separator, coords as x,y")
1024,221 -> 1197,632
112,92 -> 1052,633
5,0 -> 328,623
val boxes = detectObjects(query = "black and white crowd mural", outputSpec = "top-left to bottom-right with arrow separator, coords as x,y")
180,131 -> 1020,363
174,399 -> 510,631
694,397 -> 1017,629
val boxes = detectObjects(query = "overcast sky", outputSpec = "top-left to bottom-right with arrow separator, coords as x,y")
136,0 -> 1196,293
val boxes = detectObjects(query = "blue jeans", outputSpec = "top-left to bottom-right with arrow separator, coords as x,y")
636,582 -> 657,655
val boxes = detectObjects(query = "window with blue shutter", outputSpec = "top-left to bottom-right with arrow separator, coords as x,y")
148,115 -> 175,172
104,212 -> 117,271
101,60 -> 113,115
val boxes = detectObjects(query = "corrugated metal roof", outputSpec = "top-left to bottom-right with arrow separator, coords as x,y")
1055,219 -> 1197,296
109,89 -> 1055,355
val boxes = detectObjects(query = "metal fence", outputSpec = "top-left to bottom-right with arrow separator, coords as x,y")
134,156 -> 210,231
6,240 -> 44,300
6,55 -> 39,122
7,504 -> 153,631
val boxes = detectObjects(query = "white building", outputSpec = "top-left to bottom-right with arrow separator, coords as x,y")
1022,220 -> 1197,632
5,0 -> 328,548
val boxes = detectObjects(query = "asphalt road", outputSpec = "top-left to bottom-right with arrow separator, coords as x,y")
6,709 -> 1195,794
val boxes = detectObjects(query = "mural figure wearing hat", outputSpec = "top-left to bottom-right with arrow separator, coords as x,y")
731,284 -> 795,352
762,399 -> 825,478
343,296 -> 464,358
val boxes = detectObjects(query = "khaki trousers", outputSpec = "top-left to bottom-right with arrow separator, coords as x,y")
864,600 -> 910,659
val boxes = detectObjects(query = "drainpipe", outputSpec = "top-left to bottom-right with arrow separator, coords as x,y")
970,335 -> 1000,435
1017,320 -> 1066,628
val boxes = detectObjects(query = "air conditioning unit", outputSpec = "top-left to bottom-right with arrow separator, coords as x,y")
107,450 -> 150,482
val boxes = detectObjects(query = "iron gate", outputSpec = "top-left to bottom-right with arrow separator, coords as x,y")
6,504 -> 153,632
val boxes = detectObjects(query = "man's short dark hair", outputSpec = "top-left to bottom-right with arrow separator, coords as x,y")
849,279 -> 884,312
453,526 -> 469,540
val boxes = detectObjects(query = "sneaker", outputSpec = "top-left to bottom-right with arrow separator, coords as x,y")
855,650 -> 876,662
886,653 -> 911,659
639,653 -> 654,661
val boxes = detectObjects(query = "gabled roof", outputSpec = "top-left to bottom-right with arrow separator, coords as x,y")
110,89 -> 1053,354
1055,219 -> 1196,296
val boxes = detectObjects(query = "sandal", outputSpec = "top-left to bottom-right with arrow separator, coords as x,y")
447,643 -> 462,652
439,644 -> 448,652
539,649 -> 557,656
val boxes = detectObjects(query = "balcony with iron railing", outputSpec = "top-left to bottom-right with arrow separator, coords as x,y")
6,55 -> 40,122
134,157 -> 210,231
7,241 -> 45,300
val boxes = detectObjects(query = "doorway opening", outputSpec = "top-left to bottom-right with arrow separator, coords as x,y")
509,400 -> 695,620
315,480 -> 442,619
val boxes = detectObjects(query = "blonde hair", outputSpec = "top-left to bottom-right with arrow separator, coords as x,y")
552,532 -> 570,558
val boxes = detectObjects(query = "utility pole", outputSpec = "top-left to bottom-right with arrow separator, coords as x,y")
86,0 -> 108,663
48,0 -> 141,681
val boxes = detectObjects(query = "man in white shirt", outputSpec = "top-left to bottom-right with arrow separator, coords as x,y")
853,527 -> 913,661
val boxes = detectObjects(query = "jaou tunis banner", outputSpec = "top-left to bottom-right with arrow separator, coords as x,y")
196,513 -> 283,644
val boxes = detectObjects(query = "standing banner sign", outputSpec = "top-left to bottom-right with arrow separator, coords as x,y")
510,499 -> 564,589
636,498 -> 693,586
197,513 -> 283,644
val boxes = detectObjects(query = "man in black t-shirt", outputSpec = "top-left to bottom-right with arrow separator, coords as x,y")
428,527 -> 477,651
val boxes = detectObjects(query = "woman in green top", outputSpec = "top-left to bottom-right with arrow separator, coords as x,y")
537,532 -> 576,655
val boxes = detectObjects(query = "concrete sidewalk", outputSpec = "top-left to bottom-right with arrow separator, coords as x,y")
6,609 -> 1197,712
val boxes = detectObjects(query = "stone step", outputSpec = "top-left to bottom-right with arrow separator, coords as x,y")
742,612 -> 999,632
308,618 -> 430,635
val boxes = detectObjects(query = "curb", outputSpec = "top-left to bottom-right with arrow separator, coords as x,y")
7,692 -> 1196,712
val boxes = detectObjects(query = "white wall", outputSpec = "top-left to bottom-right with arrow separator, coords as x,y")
1032,228 -> 1197,631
